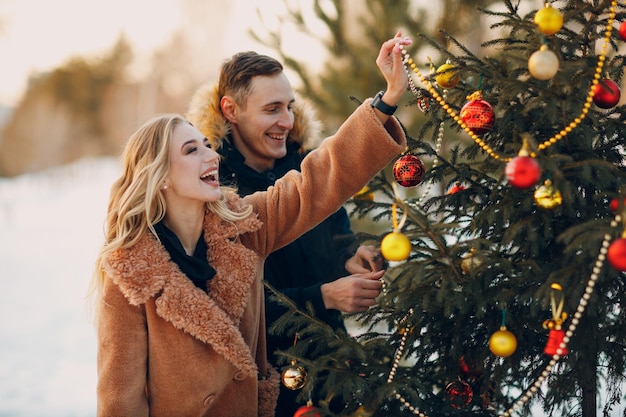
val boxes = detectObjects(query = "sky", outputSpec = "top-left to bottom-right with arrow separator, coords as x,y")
0,0 -> 176,106
0,0 -> 323,107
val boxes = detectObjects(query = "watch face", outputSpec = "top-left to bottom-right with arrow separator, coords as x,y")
372,92 -> 396,115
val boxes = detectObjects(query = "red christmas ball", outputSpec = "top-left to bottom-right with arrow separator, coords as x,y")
460,99 -> 495,135
445,380 -> 473,409
610,197 -> 626,212
619,21 -> 626,42
607,238 -> 626,271
505,156 -> 541,189
459,356 -> 482,379
593,79 -> 621,109
293,404 -> 324,417
447,183 -> 467,195
393,154 -> 425,188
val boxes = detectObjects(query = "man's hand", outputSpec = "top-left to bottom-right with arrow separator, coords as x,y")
320,270 -> 384,313
345,244 -> 384,274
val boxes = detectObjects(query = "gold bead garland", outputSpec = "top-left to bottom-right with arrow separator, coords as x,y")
386,2 -> 620,413
399,0 -> 617,162
388,214 -> 620,416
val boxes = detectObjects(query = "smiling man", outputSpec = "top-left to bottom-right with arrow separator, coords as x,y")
186,50 -> 387,415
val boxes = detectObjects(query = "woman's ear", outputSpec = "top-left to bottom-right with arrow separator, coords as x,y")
220,96 -> 237,123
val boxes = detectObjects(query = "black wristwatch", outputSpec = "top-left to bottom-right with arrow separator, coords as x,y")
371,90 -> 397,115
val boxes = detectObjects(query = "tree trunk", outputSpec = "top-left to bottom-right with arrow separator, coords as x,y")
579,314 -> 598,417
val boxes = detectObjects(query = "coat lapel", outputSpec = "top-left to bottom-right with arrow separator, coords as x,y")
103,196 -> 263,377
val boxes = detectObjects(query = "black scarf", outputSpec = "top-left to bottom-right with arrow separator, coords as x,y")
154,221 -> 216,291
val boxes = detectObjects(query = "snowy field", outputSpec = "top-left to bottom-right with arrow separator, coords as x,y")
0,158 -> 118,417
0,157 -> 621,417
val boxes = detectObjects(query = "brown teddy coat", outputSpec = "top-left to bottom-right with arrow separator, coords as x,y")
96,100 -> 406,417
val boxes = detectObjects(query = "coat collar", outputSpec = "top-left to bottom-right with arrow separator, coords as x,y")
103,192 -> 263,377
185,82 -> 323,152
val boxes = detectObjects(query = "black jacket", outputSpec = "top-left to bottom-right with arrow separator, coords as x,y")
217,138 -> 355,352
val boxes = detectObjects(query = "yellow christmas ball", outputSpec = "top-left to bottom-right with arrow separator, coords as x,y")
353,185 -> 375,201
489,326 -> 517,357
528,46 -> 559,80
351,406 -> 374,417
461,249 -> 483,275
381,231 -> 411,262
534,179 -> 563,209
281,362 -> 307,390
435,63 -> 460,89
534,5 -> 564,35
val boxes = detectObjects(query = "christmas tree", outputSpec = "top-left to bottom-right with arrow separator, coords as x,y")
260,1 -> 626,416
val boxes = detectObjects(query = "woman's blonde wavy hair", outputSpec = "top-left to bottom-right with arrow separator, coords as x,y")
88,113 -> 252,309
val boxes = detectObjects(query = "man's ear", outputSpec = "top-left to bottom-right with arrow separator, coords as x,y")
220,96 -> 238,123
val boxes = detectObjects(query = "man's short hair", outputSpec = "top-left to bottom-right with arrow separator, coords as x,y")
218,51 -> 284,107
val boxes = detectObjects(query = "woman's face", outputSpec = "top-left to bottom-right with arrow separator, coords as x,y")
164,122 -> 222,207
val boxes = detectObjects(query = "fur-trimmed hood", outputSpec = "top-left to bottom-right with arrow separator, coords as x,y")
185,82 -> 323,152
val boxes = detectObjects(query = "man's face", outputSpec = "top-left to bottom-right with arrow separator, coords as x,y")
228,73 -> 295,172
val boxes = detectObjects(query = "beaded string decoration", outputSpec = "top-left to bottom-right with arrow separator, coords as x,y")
405,67 -> 447,207
399,0 -> 618,162
388,215 -> 620,416
384,1 -> 620,415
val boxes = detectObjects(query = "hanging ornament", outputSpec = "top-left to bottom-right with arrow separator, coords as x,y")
489,309 -> 517,357
294,401 -> 324,417
592,78 -> 621,109
460,248 -> 483,275
542,283 -> 569,356
381,230 -> 411,262
353,185 -> 375,202
447,182 -> 467,195
445,380 -> 473,409
459,91 -> 495,135
534,179 -> 563,209
534,3 -> 564,35
446,182 -> 466,195
351,406 -> 374,417
459,356 -> 482,380
528,45 -> 559,80
281,359 -> 307,390
505,139 -> 541,189
610,197 -> 626,213
381,203 -> 411,262
607,236 -> 626,271
393,153 -> 425,188
619,21 -> 626,42
489,326 -> 518,357
435,60 -> 460,89
415,88 -> 432,113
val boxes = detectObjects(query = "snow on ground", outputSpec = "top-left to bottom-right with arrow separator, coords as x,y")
0,157 -> 120,417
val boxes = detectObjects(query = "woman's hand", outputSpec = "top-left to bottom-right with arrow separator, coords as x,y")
376,30 -> 412,107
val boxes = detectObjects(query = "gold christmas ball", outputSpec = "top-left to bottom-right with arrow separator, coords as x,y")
435,62 -> 460,89
281,362 -> 307,390
528,46 -> 559,80
534,179 -> 563,209
461,249 -> 482,274
381,231 -> 411,262
353,185 -> 375,202
351,406 -> 374,417
534,5 -> 564,35
489,326 -> 517,357
397,325 -> 415,335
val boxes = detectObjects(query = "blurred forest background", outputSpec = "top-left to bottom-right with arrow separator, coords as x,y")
0,0 -> 555,178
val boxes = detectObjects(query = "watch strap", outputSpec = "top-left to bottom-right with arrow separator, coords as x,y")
371,90 -> 397,115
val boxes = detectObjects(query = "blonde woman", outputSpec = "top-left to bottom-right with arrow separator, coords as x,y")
91,32 -> 411,417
